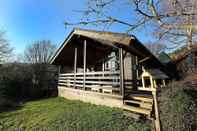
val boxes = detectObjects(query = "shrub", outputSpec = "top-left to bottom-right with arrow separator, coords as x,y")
0,95 -> 15,112
0,63 -> 57,100
159,81 -> 197,131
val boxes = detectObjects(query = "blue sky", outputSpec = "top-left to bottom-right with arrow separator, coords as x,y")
0,0 -> 155,55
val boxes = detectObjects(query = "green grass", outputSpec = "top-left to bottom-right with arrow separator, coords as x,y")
0,97 -> 151,131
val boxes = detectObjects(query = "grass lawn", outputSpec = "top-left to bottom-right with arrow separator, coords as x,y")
0,97 -> 151,131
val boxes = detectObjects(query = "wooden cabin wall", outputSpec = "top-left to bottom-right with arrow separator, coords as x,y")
60,66 -> 73,73
123,53 -> 138,90
124,53 -> 132,81
104,51 -> 117,71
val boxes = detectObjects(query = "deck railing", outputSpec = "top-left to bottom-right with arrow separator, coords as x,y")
58,71 -> 121,92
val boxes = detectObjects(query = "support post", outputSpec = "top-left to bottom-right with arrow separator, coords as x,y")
119,48 -> 124,97
142,77 -> 145,89
102,59 -> 105,77
152,91 -> 161,131
132,55 -> 138,90
74,48 -> 77,88
58,66 -> 61,87
150,76 -> 154,89
136,56 -> 139,79
162,79 -> 166,87
58,65 -> 61,75
83,40 -> 87,90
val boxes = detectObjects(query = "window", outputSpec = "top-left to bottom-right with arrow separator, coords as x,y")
144,77 -> 151,88
156,79 -> 162,87
105,62 -> 109,71
111,60 -> 115,69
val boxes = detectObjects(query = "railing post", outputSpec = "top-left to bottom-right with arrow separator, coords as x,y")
58,65 -> 61,87
58,65 -> 61,76
162,79 -> 166,87
152,91 -> 161,131
74,48 -> 77,88
132,55 -> 138,90
119,48 -> 124,97
150,76 -> 154,89
83,40 -> 87,90
102,59 -> 105,77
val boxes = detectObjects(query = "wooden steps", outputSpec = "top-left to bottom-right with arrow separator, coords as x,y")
124,91 -> 162,130
123,111 -> 140,120
126,94 -> 153,102
123,93 -> 153,116
191,80 -> 197,88
131,96 -> 153,103
123,105 -> 151,115
124,100 -> 153,110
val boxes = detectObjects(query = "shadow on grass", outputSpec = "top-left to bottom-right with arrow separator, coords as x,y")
0,86 -> 58,114
0,95 -> 57,114
0,99 -> 24,114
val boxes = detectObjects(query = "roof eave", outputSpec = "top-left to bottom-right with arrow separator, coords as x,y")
50,29 -> 76,64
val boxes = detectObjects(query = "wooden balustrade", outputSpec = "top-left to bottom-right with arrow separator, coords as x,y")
58,71 -> 135,95
59,71 -> 125,94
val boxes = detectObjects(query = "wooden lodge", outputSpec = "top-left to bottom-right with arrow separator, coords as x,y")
50,28 -> 175,120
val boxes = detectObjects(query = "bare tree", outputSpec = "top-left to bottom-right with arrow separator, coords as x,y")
0,31 -> 13,62
146,42 -> 166,57
65,0 -> 196,50
24,40 -> 56,90
132,0 -> 197,50
24,40 -> 56,64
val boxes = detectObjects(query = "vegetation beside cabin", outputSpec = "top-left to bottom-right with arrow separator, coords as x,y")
159,73 -> 197,131
0,40 -> 58,107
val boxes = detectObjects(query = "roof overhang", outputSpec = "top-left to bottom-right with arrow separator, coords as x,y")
50,28 -> 175,78
142,69 -> 169,79
50,28 -> 160,65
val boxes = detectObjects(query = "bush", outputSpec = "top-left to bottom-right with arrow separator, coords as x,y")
0,63 -> 57,100
159,81 -> 197,131
0,95 -> 15,112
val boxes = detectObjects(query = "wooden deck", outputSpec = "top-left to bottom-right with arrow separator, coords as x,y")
58,86 -> 123,108
58,71 -> 155,118
58,86 -> 154,117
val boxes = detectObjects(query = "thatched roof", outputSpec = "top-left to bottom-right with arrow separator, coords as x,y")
50,28 -> 177,78
51,28 -> 160,64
